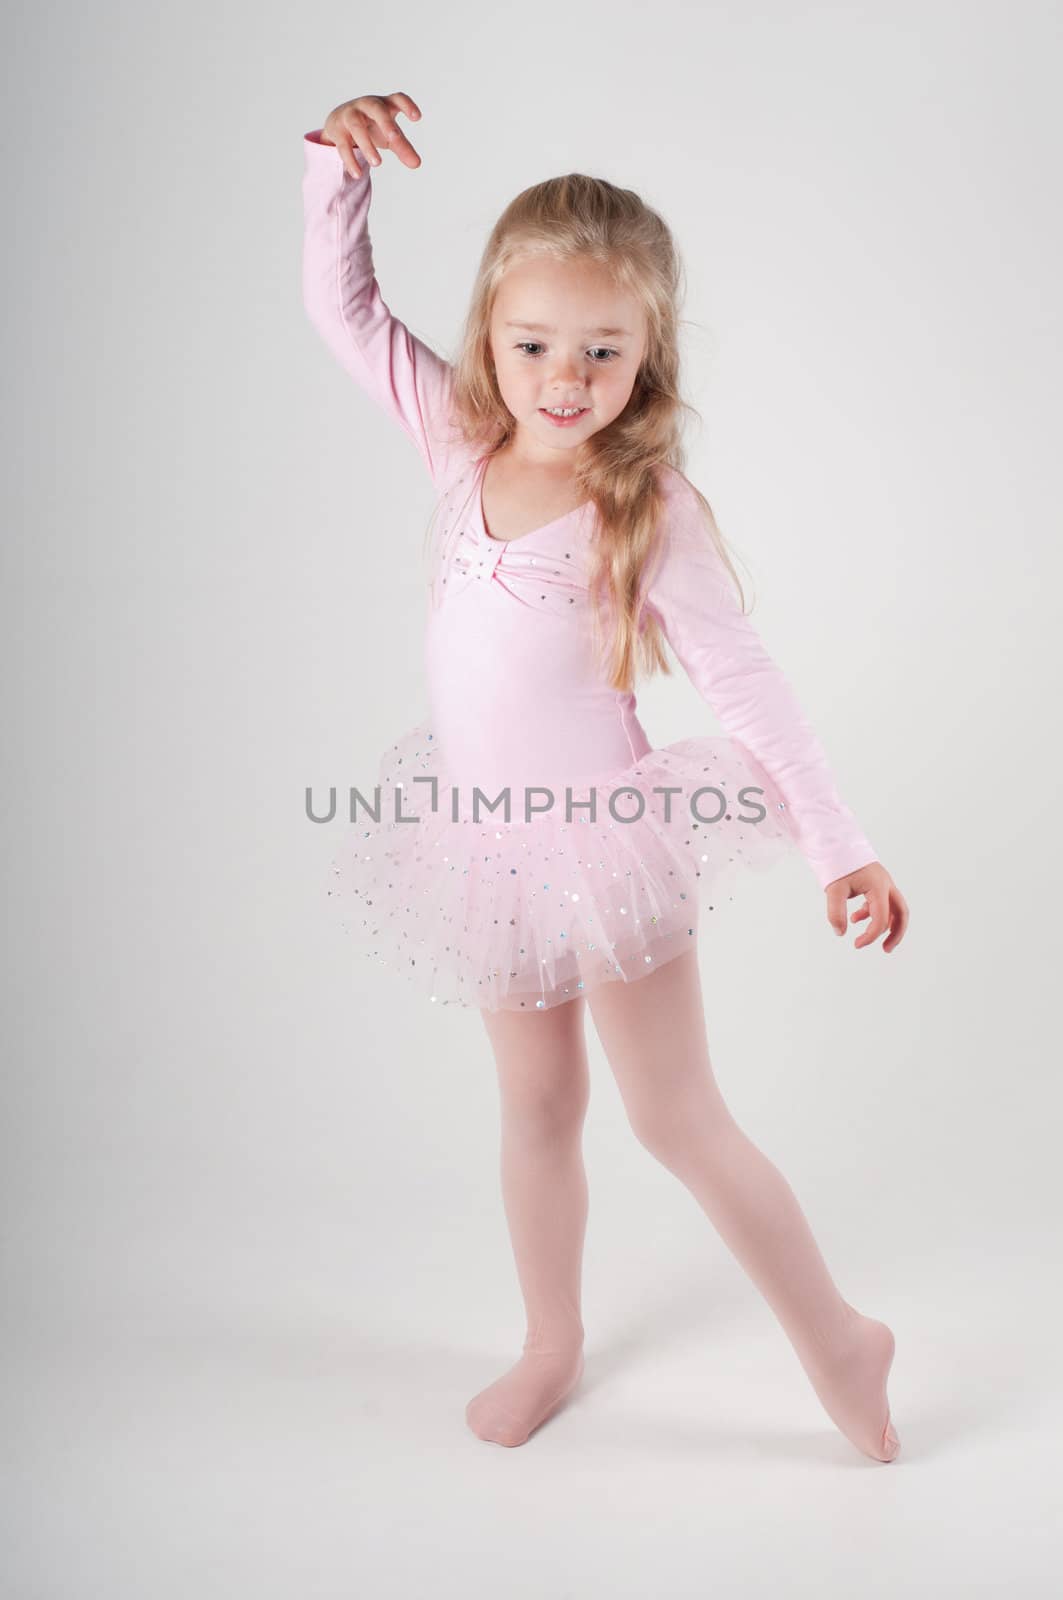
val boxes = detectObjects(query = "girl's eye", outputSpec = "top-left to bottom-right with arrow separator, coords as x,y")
515,342 -> 619,362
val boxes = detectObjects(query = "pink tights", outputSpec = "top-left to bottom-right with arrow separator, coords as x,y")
466,947 -> 899,1463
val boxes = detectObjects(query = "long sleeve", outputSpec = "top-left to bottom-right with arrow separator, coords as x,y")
642,472 -> 878,890
300,130 -> 457,486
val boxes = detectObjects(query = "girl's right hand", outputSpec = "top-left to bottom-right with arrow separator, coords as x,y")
319,93 -> 423,180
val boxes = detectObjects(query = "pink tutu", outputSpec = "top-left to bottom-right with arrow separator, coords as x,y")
326,720 -> 801,1011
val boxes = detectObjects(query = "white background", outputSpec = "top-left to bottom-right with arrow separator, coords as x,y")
4,1 -> 1061,1594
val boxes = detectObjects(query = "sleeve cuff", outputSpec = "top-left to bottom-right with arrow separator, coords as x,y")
302,128 -> 371,184
813,851 -> 879,891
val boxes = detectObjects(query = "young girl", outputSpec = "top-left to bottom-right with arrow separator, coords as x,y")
302,91 -> 909,1463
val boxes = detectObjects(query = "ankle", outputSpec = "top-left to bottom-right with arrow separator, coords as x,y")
521,1322 -> 585,1356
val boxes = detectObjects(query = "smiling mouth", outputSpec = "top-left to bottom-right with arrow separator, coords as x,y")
540,406 -> 589,417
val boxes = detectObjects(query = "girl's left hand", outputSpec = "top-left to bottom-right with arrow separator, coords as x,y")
825,862 -> 909,952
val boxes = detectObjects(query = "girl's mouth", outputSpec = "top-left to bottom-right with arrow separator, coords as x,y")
539,407 -> 589,428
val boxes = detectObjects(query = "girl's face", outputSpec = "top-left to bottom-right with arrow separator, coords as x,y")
488,255 -> 649,463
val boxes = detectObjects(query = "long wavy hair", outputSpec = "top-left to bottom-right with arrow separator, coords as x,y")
427,169 -> 755,694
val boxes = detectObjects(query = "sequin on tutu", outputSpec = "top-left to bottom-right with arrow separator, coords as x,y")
326,720 -> 801,1011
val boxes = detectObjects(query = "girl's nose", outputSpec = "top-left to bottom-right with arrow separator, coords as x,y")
550,356 -> 585,386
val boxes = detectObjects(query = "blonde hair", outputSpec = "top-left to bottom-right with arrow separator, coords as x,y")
429,169 -> 754,693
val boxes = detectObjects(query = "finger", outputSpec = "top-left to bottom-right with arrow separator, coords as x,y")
344,109 -> 384,167
375,96 -> 422,166
331,126 -> 366,181
882,890 -> 910,953
853,888 -> 890,948
388,91 -> 422,122
850,903 -> 871,922
825,882 -> 849,936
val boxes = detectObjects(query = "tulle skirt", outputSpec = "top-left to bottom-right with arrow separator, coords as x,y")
326,719 -> 801,1012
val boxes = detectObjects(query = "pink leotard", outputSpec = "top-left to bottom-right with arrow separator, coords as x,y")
301,130 -> 876,895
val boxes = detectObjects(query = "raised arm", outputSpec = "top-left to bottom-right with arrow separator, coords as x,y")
301,128 -> 457,486
642,474 -> 878,891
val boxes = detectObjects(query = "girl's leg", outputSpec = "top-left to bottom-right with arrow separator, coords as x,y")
586,947 -> 900,1463
465,994 -> 590,1447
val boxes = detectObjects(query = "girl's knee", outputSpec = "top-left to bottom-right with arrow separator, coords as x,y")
624,1092 -> 733,1163
506,1095 -> 588,1148
503,1062 -> 589,1137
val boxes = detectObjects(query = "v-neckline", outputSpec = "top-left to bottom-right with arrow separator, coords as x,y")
476,453 -> 592,546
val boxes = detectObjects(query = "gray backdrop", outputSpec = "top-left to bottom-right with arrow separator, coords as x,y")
4,1 -> 1061,1595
